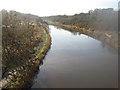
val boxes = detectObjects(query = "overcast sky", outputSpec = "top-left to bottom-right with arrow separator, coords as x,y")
0,0 -> 119,16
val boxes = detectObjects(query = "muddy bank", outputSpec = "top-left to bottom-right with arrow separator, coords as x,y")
48,21 -> 118,49
1,28 -> 51,88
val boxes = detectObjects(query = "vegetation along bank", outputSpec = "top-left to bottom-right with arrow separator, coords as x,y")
43,8 -> 118,49
1,10 -> 51,88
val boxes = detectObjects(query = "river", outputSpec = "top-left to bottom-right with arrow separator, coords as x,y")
32,25 -> 118,88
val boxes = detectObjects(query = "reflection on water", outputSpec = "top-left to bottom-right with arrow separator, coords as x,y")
32,25 -> 118,88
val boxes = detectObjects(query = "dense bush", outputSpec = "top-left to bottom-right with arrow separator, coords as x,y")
2,10 -> 48,76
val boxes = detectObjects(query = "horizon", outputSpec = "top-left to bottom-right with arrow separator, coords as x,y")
0,0 -> 119,16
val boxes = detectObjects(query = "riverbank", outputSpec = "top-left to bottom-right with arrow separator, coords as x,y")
47,21 -> 118,49
1,26 -> 51,88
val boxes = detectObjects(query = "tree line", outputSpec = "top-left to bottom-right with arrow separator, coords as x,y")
44,8 -> 118,33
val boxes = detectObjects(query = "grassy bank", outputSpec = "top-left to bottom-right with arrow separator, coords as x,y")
43,8 -> 118,50
1,10 -> 51,88
48,21 -> 118,49
1,26 -> 51,88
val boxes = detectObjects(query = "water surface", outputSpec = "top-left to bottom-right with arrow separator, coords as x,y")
32,25 -> 118,88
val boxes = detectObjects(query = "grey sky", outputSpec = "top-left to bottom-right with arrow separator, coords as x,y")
0,0 -> 119,16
